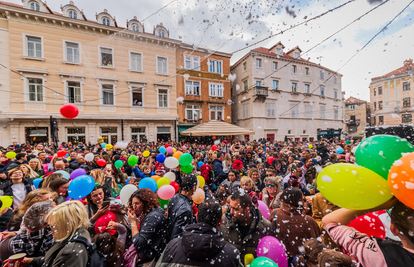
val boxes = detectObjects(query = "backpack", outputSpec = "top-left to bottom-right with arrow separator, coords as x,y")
123,244 -> 138,267
70,236 -> 108,267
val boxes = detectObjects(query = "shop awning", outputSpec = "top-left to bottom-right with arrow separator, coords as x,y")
180,121 -> 255,136
178,124 -> 196,133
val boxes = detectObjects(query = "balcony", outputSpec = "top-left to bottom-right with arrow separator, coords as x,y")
255,86 -> 269,97
346,119 -> 360,126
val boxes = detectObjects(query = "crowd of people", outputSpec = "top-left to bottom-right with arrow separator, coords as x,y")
0,137 -> 412,267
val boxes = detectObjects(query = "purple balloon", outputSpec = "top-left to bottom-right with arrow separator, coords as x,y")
257,236 -> 288,267
70,168 -> 86,180
257,200 -> 270,219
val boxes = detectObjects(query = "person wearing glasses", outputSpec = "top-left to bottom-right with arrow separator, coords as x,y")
259,176 -> 282,212
0,168 -> 35,210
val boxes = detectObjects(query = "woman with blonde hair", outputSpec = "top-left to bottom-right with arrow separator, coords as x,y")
15,188 -> 55,215
19,163 -> 39,180
28,158 -> 45,177
259,176 -> 282,211
90,168 -> 120,198
222,153 -> 232,174
41,172 -> 63,189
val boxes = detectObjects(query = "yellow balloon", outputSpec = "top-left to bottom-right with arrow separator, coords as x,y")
143,151 -> 150,157
197,175 -> 205,188
317,163 -> 392,210
173,148 -> 177,153
308,144 -> 313,149
0,196 -> 13,209
105,144 -> 113,150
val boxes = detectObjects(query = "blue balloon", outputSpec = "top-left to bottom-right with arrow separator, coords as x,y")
198,161 -> 204,168
55,170 -> 70,179
156,153 -> 166,163
33,178 -> 42,189
68,175 -> 95,199
101,143 -> 107,148
336,147 -> 344,154
159,146 -> 166,154
139,178 -> 157,193
126,177 -> 131,185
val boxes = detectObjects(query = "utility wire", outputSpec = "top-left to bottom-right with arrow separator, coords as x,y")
142,0 -> 178,22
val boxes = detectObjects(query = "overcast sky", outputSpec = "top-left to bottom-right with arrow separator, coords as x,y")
7,0 -> 414,102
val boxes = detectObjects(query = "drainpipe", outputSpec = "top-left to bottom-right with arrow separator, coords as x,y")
121,119 -> 124,141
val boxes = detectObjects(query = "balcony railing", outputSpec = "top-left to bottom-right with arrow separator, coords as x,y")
254,86 -> 268,97
346,119 -> 360,125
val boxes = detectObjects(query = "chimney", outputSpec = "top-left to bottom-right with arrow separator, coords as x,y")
404,59 -> 413,66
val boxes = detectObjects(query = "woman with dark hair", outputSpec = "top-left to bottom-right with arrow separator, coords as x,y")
219,170 -> 240,195
48,178 -> 69,203
127,188 -> 167,266
86,185 -> 110,222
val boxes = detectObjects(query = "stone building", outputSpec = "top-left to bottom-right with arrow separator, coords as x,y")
344,96 -> 370,139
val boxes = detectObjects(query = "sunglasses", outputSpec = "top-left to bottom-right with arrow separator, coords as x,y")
266,184 -> 276,187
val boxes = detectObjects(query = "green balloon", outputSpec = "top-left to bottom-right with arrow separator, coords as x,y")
355,135 -> 414,180
250,257 -> 278,267
158,197 -> 170,210
179,153 -> 193,166
114,160 -> 123,169
157,177 -> 170,189
127,155 -> 138,166
346,139 -> 351,144
181,164 -> 193,174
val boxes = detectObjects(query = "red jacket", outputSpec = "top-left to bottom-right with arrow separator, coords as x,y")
200,164 -> 213,187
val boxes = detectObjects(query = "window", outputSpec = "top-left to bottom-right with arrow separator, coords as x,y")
132,87 -> 143,106
131,127 -> 146,142
403,82 -> 410,91
209,83 -> 223,97
305,105 -> 312,119
373,88 -> 376,96
185,105 -> 201,121
243,80 -> 248,91
379,101 -> 383,110
292,65 -> 297,73
158,89 -> 168,107
159,30 -> 165,37
350,115 -> 356,122
334,90 -> 338,99
320,106 -> 326,119
320,86 -> 325,96
349,126 -> 357,132
276,48 -> 282,55
157,56 -> 167,74
404,97 -> 411,108
266,103 -> 275,117
334,76 -> 337,84
288,130 -> 291,134
374,102 -> 377,111
157,127 -> 171,141
293,52 -> 300,59
102,84 -> 114,105
209,59 -> 222,73
320,71 -> 324,79
27,36 -> 42,58
210,105 -> 223,120
334,107 -> 339,120
372,117 -> 376,125
256,81 -> 261,86
68,10 -> 77,19
130,52 -> 142,71
102,17 -> 110,26
100,47 -> 113,66
243,62 -> 247,71
66,42 -> 80,63
292,82 -> 297,92
304,84 -> 310,94
273,80 -> 278,90
348,104 -> 357,110
273,62 -> 278,70
67,81 -> 81,103
185,56 -> 191,69
29,1 -> 40,11
184,56 -> 200,70
305,67 -> 309,75
28,78 -> 43,102
242,104 -> 249,119
290,104 -> 299,118
378,86 -> 383,95
185,81 -> 200,95
66,128 -> 85,144
101,127 -> 118,144
379,116 -> 384,125
402,114 -> 412,123
132,24 -> 139,32
256,58 -> 262,68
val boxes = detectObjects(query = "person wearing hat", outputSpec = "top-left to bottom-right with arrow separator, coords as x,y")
155,165 -> 165,177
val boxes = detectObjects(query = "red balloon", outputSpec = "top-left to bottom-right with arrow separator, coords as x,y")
267,156 -> 275,165
94,211 -> 116,234
97,159 -> 106,167
211,145 -> 217,151
170,181 -> 179,193
60,104 -> 79,119
165,144 -> 170,148
57,150 -> 66,158
348,212 -> 385,239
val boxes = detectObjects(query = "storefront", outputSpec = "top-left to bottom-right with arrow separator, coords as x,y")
157,127 -> 171,142
131,127 -> 146,142
66,127 -> 86,144
25,127 -> 48,144
178,124 -> 196,140
100,127 -> 118,144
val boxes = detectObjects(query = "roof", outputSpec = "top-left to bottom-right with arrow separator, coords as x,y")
0,1 -> 22,8
286,45 -> 302,54
252,47 -> 311,63
345,96 -> 366,104
372,59 -> 414,81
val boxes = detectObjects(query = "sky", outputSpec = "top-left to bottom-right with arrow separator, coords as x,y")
7,0 -> 414,101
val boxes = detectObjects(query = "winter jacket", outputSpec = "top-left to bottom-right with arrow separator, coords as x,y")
4,160 -> 26,172
133,207 -> 167,264
0,178 -> 35,209
68,160 -> 80,172
156,223 -> 243,267
133,166 -> 155,179
10,227 -> 55,257
167,193 -> 193,242
220,205 -> 274,260
213,159 -> 227,185
260,188 -> 281,211
0,208 -> 14,232
200,164 -> 213,187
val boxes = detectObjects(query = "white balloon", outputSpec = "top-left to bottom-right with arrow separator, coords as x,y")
164,157 -> 179,169
164,172 -> 176,182
85,153 -> 94,162
115,141 -> 128,149
120,184 -> 138,205
378,213 -> 401,241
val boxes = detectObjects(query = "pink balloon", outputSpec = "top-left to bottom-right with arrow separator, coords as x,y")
182,146 -> 186,150
257,200 -> 270,219
257,236 -> 288,267
166,147 -> 174,153
157,185 -> 175,200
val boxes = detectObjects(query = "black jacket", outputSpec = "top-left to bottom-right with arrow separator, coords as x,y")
213,159 -> 227,185
69,161 -> 80,172
4,160 -> 25,172
0,178 -> 34,197
167,193 -> 193,242
0,208 -> 14,232
156,223 -> 243,267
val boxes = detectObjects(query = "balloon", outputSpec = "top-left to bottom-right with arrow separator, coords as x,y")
120,184 -> 138,205
173,151 -> 183,160
165,143 -> 170,148
308,144 -> 313,149
164,172 -> 176,181
181,164 -> 193,174
68,175 -> 95,199
94,211 -> 117,234
143,151 -> 150,157
105,144 -> 113,150
355,135 -> 414,180
126,177 -> 131,185
60,103 -> 79,119
192,188 -> 205,204
70,168 -> 86,180
33,178 -> 42,189
55,170 -> 70,179
0,196 -> 13,210
336,147 -> 344,154
97,159 -> 106,167
151,175 -> 161,182
179,153 -> 193,166
257,236 -> 288,267
139,178 -> 157,193
115,141 -> 129,149
156,153 -> 166,163
157,177 -> 170,190
267,156 -> 274,165
114,160 -> 123,169
158,197 -> 170,209
85,153 -> 94,162
164,157 -> 179,169
317,163 -> 393,210
159,146 -> 166,154
211,145 -> 217,151
127,155 -> 138,166
170,181 -> 179,193
197,161 -> 204,168
173,148 -> 177,153
250,257 -> 278,267
101,143 -> 107,148
388,152 -> 414,209
377,211 -> 401,241
197,175 -> 205,188
346,140 -> 351,144
158,184 -> 175,200
166,147 -> 174,153
57,150 -> 66,157
182,146 -> 187,150
348,212 -> 385,239
5,152 -> 16,159
257,200 -> 270,219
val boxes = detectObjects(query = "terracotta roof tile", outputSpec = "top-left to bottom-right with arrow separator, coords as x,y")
0,1 -> 22,8
345,96 -> 366,104
252,47 -> 311,63
372,60 -> 414,81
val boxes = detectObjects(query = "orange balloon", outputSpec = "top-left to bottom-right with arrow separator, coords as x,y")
192,188 -> 205,204
151,175 -> 161,182
388,152 -> 414,209
173,151 -> 183,160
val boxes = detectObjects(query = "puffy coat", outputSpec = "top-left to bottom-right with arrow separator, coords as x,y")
213,159 -> 227,185
167,193 -> 193,242
200,164 -> 213,187
156,223 -> 243,267
220,205 -> 275,260
0,178 -> 35,209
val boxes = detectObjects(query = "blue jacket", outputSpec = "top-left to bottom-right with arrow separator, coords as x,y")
213,159 -> 227,185
133,166 -> 155,178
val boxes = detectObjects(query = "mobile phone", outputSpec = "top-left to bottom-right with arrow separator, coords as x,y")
103,200 -> 111,208
106,164 -> 112,170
